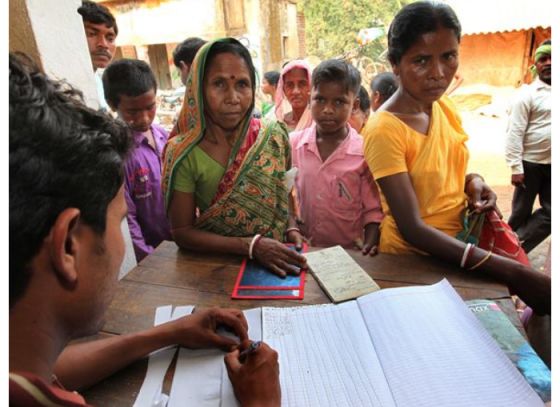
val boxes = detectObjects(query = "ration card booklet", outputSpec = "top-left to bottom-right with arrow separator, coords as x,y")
167,280 -> 544,407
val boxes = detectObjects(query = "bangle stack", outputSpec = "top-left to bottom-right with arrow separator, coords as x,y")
249,234 -> 262,259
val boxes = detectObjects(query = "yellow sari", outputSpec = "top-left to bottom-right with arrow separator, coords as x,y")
363,97 -> 469,253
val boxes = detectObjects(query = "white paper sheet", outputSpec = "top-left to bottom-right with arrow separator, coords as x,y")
219,307 -> 263,407
357,280 -> 543,407
169,308 -> 262,407
134,305 -> 195,407
262,302 -> 396,407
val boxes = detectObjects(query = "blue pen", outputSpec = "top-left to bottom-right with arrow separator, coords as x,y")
239,341 -> 262,362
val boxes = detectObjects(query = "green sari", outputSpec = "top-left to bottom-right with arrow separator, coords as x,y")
162,38 -> 290,241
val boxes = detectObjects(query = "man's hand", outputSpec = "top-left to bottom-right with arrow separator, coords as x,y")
165,308 -> 249,351
511,174 -> 525,188
253,237 -> 307,278
225,341 -> 281,407
465,176 -> 502,217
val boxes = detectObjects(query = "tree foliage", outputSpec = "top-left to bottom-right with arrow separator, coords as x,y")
299,0 -> 410,62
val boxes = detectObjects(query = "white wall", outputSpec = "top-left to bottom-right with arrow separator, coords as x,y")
113,0 -> 219,45
25,0 -> 99,108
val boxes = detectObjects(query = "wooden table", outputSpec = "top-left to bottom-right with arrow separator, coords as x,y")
83,241 -> 521,406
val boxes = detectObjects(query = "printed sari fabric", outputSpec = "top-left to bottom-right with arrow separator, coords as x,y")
270,59 -> 314,132
162,38 -> 291,241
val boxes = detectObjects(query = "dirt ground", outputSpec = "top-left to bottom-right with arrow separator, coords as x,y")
457,87 -> 550,271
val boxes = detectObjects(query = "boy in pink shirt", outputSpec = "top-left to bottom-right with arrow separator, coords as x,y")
290,60 -> 383,253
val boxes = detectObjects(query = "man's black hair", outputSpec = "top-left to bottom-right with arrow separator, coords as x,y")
77,0 -> 118,35
311,59 -> 361,95
9,53 -> 132,307
173,37 -> 207,68
102,59 -> 157,108
357,86 -> 371,113
263,71 -> 280,87
388,1 -> 461,65
370,72 -> 398,101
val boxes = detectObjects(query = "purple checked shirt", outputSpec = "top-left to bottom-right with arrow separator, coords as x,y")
124,123 -> 172,262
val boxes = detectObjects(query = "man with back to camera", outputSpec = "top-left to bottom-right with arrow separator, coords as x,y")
77,0 -> 118,112
505,40 -> 551,253
9,53 -> 281,407
172,37 -> 207,86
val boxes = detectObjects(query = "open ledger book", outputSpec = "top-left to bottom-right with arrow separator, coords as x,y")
167,280 -> 543,407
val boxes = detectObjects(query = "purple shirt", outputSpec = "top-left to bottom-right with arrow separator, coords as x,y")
124,123 -> 171,261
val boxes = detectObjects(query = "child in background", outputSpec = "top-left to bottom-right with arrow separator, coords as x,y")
290,60 -> 383,253
261,70 -> 280,116
369,72 -> 398,112
103,59 -> 172,261
348,85 -> 371,133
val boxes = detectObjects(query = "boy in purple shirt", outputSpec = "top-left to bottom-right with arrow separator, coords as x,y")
103,59 -> 171,261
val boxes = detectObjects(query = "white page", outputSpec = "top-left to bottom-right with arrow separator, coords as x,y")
169,308 -> 262,407
172,305 -> 195,320
357,280 -> 543,407
134,305 -> 195,407
168,347 -> 224,407
262,302 -> 396,407
134,305 -> 173,407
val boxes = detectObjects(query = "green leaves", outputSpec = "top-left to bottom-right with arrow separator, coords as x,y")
301,0 -> 411,61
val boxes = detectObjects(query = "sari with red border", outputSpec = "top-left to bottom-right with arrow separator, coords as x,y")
162,38 -> 290,240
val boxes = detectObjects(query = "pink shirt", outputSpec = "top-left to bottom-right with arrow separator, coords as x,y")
291,124 -> 383,248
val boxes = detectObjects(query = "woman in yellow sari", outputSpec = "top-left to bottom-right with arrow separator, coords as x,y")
362,2 -> 549,315
162,38 -> 305,276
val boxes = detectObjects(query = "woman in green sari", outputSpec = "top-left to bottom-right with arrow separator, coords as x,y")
162,38 -> 306,276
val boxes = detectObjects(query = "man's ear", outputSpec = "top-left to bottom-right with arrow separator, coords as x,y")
49,208 -> 81,289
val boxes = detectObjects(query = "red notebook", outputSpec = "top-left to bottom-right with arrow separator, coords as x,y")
232,243 -> 307,300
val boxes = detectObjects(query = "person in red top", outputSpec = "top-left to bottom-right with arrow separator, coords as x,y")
9,53 -> 280,407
